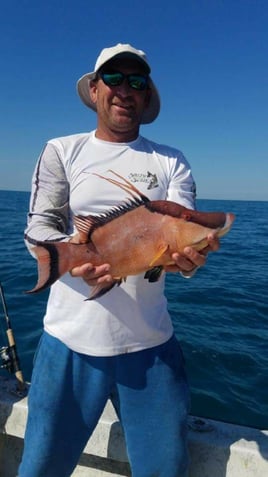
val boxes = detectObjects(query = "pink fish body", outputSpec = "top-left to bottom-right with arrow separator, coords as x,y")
27,171 -> 235,299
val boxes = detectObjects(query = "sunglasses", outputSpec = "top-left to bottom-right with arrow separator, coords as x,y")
99,71 -> 149,91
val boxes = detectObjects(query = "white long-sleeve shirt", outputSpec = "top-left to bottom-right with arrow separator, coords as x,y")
25,131 -> 196,356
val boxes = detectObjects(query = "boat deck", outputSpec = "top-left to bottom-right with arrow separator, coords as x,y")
0,376 -> 268,476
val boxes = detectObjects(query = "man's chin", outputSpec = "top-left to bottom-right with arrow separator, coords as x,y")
111,115 -> 138,130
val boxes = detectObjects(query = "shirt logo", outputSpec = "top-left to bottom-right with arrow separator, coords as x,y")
128,171 -> 159,190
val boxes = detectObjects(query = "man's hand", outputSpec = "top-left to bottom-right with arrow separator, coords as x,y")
69,234 -> 112,286
165,234 -> 220,276
70,262 -> 113,287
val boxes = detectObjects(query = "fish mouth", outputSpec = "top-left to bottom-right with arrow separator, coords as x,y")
192,213 -> 235,251
217,213 -> 235,237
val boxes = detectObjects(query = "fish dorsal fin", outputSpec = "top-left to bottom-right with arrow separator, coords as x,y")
74,171 -> 150,239
93,170 -> 150,204
73,216 -> 96,241
74,197 -> 146,239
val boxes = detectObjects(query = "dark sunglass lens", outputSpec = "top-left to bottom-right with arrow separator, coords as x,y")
100,72 -> 148,90
128,75 -> 148,90
101,72 -> 123,86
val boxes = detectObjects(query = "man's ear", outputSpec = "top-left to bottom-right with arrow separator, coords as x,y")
89,80 -> 98,104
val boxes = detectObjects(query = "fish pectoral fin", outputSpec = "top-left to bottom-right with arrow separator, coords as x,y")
144,266 -> 164,282
86,278 -> 122,301
148,245 -> 168,267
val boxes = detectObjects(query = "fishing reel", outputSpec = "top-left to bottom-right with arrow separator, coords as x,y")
0,345 -> 14,374
0,283 -> 26,393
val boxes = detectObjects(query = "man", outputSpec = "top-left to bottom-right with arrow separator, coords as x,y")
19,43 -> 219,477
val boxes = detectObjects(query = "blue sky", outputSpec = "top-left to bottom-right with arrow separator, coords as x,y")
1,0 -> 267,200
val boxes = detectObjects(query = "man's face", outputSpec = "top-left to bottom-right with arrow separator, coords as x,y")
89,58 -> 151,141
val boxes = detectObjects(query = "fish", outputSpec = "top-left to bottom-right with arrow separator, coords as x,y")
26,170 -> 235,300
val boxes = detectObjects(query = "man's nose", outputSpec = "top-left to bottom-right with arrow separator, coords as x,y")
116,79 -> 132,96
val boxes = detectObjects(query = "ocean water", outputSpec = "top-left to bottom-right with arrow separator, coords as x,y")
0,190 -> 267,430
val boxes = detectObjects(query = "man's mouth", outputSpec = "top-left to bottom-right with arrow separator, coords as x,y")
113,103 -> 133,111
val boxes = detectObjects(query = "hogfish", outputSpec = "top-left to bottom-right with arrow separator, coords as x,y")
26,171 -> 235,300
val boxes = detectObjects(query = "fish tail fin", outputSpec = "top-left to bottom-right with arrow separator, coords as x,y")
26,242 -> 71,294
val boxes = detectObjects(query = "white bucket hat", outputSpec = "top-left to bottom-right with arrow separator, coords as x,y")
77,43 -> 160,124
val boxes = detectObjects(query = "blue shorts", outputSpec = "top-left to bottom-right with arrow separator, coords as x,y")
18,332 -> 190,477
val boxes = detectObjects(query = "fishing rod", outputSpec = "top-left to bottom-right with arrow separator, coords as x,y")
0,282 -> 26,392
